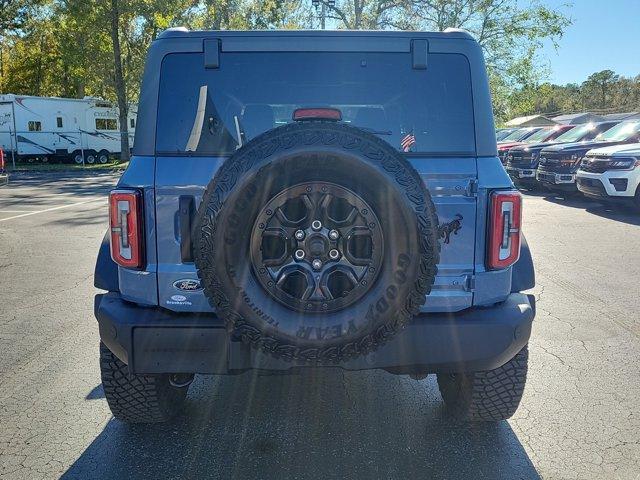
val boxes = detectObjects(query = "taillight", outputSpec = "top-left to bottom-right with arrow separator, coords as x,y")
109,189 -> 144,268
487,190 -> 522,270
0,149 -> 5,170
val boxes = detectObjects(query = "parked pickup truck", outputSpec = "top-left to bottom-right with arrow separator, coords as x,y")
537,120 -> 640,192
577,143 -> 640,209
505,121 -> 618,188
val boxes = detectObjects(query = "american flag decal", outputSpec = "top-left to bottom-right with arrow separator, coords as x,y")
401,133 -> 416,152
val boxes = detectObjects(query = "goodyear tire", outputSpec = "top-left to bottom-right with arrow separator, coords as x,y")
194,121 -> 439,363
100,343 -> 188,423
437,346 -> 529,422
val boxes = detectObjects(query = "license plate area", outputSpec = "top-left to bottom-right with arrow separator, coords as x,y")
132,327 -> 228,373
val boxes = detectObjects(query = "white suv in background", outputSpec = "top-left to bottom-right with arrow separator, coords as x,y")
577,143 -> 640,209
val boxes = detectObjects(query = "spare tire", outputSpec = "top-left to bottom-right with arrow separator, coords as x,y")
194,121 -> 439,363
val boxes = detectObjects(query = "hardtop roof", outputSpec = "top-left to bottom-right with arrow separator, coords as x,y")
157,28 -> 476,41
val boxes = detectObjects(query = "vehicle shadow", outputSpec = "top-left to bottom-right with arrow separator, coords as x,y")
61,371 -> 539,480
584,204 -> 640,225
538,192 -> 590,210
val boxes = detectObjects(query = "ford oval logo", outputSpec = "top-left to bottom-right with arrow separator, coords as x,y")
173,279 -> 202,292
171,294 -> 187,302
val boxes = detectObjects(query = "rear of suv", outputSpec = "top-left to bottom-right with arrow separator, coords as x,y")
94,29 -> 535,424
577,143 -> 640,208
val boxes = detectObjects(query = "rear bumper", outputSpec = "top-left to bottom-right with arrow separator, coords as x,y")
95,292 -> 535,375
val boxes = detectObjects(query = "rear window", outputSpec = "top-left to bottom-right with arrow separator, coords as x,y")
156,51 -> 475,155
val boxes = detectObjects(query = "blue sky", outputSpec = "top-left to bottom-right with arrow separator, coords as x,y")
539,0 -> 640,85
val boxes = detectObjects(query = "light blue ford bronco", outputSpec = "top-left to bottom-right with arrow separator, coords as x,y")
94,29 -> 535,423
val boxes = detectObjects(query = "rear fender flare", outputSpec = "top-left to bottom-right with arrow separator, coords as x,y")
511,234 -> 535,292
95,231 -> 119,292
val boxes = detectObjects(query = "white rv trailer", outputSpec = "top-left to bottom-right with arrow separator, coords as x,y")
0,94 -> 137,164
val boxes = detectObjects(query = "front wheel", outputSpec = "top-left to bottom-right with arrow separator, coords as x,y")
100,343 -> 189,423
437,346 -> 528,422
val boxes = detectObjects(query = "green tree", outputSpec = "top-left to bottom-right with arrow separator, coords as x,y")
311,0 -> 407,29
0,0 -> 41,31
310,0 -> 569,122
581,70 -> 620,110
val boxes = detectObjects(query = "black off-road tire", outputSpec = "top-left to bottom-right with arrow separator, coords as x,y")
437,346 -> 528,422
194,121 -> 440,364
633,185 -> 640,212
100,343 -> 188,423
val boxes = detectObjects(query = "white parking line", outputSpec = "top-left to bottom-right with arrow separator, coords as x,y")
0,210 -> 35,213
0,198 -> 106,222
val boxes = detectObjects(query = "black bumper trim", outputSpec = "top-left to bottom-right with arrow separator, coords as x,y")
95,292 -> 535,375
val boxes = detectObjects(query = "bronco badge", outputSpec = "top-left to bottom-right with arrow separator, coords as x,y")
438,214 -> 463,245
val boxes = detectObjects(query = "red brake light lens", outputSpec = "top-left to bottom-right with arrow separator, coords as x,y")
487,190 -> 522,270
0,149 -> 5,170
109,189 -> 144,269
293,108 -> 342,121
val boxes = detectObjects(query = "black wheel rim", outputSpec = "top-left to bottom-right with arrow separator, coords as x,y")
250,182 -> 384,313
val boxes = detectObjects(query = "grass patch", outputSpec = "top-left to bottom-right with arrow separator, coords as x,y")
7,161 -> 129,173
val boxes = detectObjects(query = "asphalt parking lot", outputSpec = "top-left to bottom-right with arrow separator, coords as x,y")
1,172 -> 639,480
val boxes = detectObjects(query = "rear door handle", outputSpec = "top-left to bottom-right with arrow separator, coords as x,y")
179,196 -> 195,263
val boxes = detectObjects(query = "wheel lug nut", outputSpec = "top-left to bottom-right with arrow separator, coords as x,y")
294,230 -> 305,240
312,259 -> 322,270
294,249 -> 305,260
311,220 -> 322,231
328,229 -> 339,240
329,249 -> 340,260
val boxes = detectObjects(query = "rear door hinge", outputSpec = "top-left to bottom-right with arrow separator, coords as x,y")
465,179 -> 479,197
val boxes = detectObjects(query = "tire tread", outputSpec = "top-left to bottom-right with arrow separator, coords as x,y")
100,343 -> 186,423
437,346 -> 528,421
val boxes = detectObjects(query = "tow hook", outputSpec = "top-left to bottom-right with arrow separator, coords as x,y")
169,373 -> 195,388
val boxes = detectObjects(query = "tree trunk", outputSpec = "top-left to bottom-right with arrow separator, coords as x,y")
353,0 -> 363,28
109,0 -> 130,163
